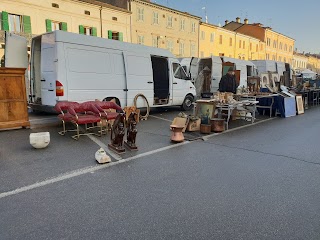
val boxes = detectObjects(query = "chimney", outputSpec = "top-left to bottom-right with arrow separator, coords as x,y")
225,20 -> 229,25
236,17 -> 240,23
244,18 -> 248,24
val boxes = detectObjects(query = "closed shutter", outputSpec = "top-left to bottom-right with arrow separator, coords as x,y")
108,30 -> 112,39
79,25 -> 84,34
2,11 -> 9,31
61,22 -> 67,31
118,32 -> 123,41
23,15 -> 32,33
45,19 -> 52,32
91,27 -> 97,36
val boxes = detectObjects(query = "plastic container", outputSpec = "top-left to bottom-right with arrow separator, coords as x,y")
29,132 -> 50,149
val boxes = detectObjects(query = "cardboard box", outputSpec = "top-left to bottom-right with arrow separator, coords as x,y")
171,117 -> 189,132
187,119 -> 201,132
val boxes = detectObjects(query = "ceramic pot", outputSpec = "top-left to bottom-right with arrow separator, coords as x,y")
170,125 -> 184,142
29,132 -> 50,149
210,118 -> 225,132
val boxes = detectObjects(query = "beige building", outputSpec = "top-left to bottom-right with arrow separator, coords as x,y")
293,52 -> 308,72
199,22 -> 263,60
306,54 -> 320,73
0,0 -> 131,65
129,0 -> 201,57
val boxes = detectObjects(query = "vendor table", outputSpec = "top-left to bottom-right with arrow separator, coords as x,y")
216,100 -> 258,130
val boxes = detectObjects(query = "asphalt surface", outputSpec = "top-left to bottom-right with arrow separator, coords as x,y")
1,107 -> 319,239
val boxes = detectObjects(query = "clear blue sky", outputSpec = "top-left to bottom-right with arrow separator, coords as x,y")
152,0 -> 319,54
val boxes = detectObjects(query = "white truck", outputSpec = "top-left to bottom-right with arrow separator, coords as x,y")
180,56 -> 257,93
6,30 -> 196,112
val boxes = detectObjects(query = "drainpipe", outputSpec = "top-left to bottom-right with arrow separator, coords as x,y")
129,0 -> 132,43
99,6 -> 103,38
197,22 -> 200,57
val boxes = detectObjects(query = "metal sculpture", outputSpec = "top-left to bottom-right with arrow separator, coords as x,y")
108,113 -> 126,154
124,112 -> 138,150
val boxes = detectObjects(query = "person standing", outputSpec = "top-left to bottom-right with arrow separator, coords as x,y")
219,67 -> 238,93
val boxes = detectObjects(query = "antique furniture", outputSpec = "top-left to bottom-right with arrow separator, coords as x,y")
54,101 -> 80,135
124,112 -> 138,150
108,113 -> 126,153
0,68 -> 30,130
68,102 -> 102,140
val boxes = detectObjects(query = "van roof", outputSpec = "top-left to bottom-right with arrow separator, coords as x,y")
39,30 -> 175,58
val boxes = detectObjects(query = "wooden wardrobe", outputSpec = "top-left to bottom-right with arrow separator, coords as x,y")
0,67 -> 30,129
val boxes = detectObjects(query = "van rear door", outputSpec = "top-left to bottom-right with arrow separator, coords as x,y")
40,34 -> 57,106
123,53 -> 153,107
211,56 -> 222,92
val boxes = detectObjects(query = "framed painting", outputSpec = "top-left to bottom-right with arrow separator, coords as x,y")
260,73 -> 269,88
195,101 -> 216,124
296,95 -> 304,114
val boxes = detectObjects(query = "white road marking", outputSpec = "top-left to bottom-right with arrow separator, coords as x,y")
0,141 -> 189,199
149,115 -> 173,122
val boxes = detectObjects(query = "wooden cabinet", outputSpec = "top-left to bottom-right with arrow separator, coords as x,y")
0,68 -> 30,129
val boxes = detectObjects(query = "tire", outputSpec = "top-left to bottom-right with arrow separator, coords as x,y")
103,97 -> 121,107
181,95 -> 194,111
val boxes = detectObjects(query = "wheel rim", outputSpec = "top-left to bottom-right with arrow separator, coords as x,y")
185,98 -> 192,107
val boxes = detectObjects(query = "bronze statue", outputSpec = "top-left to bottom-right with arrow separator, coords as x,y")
124,112 -> 138,150
108,113 -> 126,154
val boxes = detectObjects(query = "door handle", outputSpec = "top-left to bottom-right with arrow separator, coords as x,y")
41,79 -> 46,82
147,81 -> 153,84
48,89 -> 54,92
173,82 -> 178,84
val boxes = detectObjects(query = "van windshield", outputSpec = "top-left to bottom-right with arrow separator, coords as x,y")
173,63 -> 188,80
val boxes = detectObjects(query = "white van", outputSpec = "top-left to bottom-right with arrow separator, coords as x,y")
6,31 -> 196,112
181,56 -> 257,93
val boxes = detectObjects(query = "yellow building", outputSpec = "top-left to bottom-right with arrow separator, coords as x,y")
129,0 -> 201,57
306,54 -> 320,73
0,0 -> 131,64
223,18 -> 294,64
199,21 -> 262,60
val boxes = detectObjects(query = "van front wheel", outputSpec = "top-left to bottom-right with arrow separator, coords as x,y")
181,95 -> 194,111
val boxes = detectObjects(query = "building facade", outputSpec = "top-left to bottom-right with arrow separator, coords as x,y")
223,18 -> 295,64
0,0 -> 131,64
129,0 -> 201,57
292,52 -> 308,72
199,22 -> 263,60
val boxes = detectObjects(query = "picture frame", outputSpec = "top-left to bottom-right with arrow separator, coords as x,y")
195,101 -> 216,124
296,95 -> 304,114
260,73 -> 269,88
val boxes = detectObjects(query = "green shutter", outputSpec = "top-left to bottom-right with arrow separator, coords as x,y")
79,25 -> 84,34
91,27 -> 97,37
45,19 -> 52,32
108,30 -> 112,39
22,15 -> 32,33
2,11 -> 9,31
118,32 -> 123,41
61,22 -> 67,31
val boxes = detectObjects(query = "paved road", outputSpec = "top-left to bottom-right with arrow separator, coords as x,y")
1,107 -> 320,239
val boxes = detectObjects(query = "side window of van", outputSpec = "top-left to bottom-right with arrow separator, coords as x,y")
172,63 -> 188,80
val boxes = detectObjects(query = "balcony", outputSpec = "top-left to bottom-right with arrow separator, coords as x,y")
0,30 -> 36,46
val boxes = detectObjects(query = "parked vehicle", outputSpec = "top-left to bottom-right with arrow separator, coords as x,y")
6,31 -> 196,112
180,56 -> 257,93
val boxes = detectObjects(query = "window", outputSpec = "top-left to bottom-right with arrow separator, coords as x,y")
51,21 -> 61,31
190,43 -> 196,56
284,44 -> 287,51
279,56 -> 282,61
272,55 -> 276,61
137,8 -> 144,21
267,38 -> 271,46
210,33 -> 215,42
260,44 -> 264,51
8,13 -> 22,32
273,40 -> 277,48
172,63 -> 188,80
201,31 -> 205,40
153,12 -> 159,24
137,35 -> 144,45
219,35 -> 222,44
239,40 -> 241,48
250,43 -> 252,51
200,51 -> 204,58
108,30 -> 123,41
179,42 -> 185,56
256,44 -> 258,52
166,40 -> 173,52
219,53 -> 224,56
243,41 -> 245,49
289,46 -> 292,52
84,27 -> 92,36
229,38 -> 232,46
167,16 -> 173,28
191,22 -> 196,33
180,19 -> 185,31
279,42 -> 282,50
152,37 -> 157,47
